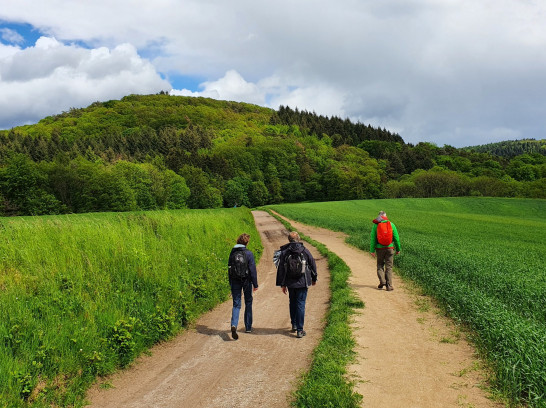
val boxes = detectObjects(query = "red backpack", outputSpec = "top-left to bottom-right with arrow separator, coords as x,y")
377,221 -> 393,246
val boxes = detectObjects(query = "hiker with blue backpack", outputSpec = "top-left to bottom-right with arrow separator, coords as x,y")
228,233 -> 259,340
370,211 -> 401,291
275,231 -> 317,338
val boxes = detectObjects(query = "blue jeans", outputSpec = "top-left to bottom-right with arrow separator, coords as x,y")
288,287 -> 308,331
230,279 -> 253,330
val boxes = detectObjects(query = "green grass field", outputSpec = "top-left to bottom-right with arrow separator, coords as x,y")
269,197 -> 546,408
0,208 -> 261,407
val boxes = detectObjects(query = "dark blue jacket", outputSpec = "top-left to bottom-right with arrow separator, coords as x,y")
276,242 -> 317,288
228,244 -> 258,288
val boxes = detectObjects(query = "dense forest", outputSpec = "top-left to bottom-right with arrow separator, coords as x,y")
463,138 -> 546,158
0,93 -> 544,216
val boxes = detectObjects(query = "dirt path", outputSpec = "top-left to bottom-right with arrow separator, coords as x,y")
86,211 -> 330,408
274,212 -> 504,408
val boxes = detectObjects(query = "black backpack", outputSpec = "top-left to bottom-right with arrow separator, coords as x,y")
285,251 -> 305,279
228,248 -> 249,280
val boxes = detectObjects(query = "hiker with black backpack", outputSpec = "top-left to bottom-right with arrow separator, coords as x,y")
276,231 -> 317,339
370,211 -> 401,291
228,233 -> 258,340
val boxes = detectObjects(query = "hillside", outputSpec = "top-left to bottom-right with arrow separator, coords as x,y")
0,94 -> 544,216
464,138 -> 546,157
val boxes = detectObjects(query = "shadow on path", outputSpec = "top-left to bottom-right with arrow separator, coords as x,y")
195,324 -> 295,340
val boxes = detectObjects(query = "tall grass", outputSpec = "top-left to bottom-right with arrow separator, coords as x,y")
267,211 -> 364,407
269,197 -> 546,407
0,208 -> 261,407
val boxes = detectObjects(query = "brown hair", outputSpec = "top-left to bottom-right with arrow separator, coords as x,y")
237,233 -> 250,246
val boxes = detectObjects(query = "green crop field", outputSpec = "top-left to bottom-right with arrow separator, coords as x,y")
0,208 -> 261,407
269,197 -> 546,408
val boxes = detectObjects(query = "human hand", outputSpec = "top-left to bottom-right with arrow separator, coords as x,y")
312,281 -> 316,286
371,252 -> 376,258
395,251 -> 400,255
253,287 -> 258,292
282,286 -> 287,295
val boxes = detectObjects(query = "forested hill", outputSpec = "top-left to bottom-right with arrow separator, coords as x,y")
0,93 -> 544,216
464,139 -> 546,157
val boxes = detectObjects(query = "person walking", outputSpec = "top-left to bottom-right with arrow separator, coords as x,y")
276,231 -> 317,338
370,211 -> 401,291
228,233 -> 258,340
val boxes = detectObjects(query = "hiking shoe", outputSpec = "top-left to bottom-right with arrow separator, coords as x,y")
386,286 -> 394,291
296,330 -> 306,338
291,324 -> 297,332
245,328 -> 252,333
231,326 -> 238,340
378,283 -> 385,289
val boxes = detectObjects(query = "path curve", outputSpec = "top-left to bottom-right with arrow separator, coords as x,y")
86,211 -> 330,408
273,211 -> 504,408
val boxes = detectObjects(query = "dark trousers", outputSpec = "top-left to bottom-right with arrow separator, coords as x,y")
288,287 -> 308,331
230,279 -> 253,330
376,247 -> 394,287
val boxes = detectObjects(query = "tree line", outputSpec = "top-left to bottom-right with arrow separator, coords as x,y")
0,94 -> 544,216
462,138 -> 546,158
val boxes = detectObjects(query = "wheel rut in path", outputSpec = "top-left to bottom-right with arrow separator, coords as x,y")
273,211 -> 504,408
86,210 -> 330,408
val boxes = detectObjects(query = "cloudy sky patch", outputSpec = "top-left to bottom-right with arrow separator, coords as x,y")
1,0 -> 545,147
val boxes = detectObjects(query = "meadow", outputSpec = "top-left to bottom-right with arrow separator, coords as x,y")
269,197 -> 546,408
0,208 -> 261,407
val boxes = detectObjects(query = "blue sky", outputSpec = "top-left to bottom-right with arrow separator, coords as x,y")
1,1 -> 546,148
0,22 -> 41,47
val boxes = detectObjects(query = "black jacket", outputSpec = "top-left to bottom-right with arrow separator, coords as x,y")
276,242 -> 317,288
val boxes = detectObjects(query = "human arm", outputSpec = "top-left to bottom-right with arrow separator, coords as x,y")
276,251 -> 287,287
305,249 -> 318,283
370,224 -> 378,253
247,250 -> 259,289
391,223 -> 401,253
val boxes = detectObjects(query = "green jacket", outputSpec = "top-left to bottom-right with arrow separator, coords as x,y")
370,220 -> 401,252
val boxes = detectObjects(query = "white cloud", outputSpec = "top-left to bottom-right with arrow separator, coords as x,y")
0,28 -> 24,44
198,70 -> 265,105
170,70 -> 267,106
171,69 -> 346,119
0,42 -> 21,60
0,37 -> 170,128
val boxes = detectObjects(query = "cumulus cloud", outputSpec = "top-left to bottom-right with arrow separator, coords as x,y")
172,70 -> 265,105
0,42 -> 21,60
171,69 -> 346,119
0,37 -> 170,128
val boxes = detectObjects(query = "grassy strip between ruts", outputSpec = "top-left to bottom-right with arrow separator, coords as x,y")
266,210 -> 364,408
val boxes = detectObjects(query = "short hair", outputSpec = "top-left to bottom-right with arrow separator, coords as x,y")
378,211 -> 386,217
237,233 -> 250,246
288,231 -> 300,242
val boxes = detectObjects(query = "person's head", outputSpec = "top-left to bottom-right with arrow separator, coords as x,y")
378,211 -> 386,218
237,233 -> 250,246
288,231 -> 300,243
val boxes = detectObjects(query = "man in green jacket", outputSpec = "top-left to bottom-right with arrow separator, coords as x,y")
370,211 -> 401,291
